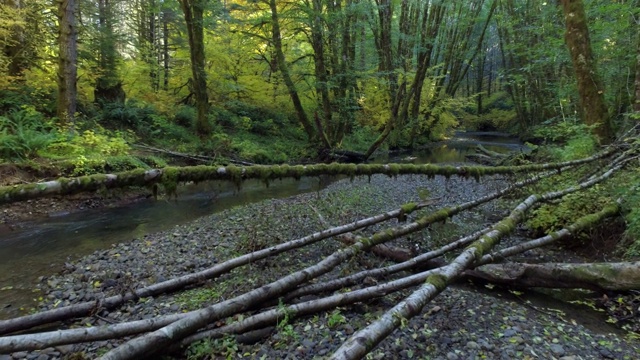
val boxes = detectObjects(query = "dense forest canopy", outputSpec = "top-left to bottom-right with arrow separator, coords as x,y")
0,0 -> 638,165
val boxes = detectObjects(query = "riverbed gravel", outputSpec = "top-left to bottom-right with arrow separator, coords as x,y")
4,172 -> 640,359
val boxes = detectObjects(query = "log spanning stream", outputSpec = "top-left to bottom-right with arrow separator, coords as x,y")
4,132 -> 598,331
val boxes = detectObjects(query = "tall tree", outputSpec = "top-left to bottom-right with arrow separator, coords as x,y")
57,0 -> 78,126
94,0 -> 125,105
178,0 -> 212,136
267,0 -> 319,144
635,22 -> 640,114
560,0 -> 612,143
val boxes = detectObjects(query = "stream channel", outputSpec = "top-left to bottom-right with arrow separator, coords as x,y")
0,132 -> 620,335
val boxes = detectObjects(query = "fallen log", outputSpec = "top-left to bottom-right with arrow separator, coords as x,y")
0,200 -> 431,336
0,147 -> 616,205
97,165 -> 565,359
468,262 -> 640,291
330,160 -> 627,359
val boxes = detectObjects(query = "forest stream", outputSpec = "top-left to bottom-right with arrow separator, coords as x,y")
0,132 -> 627,356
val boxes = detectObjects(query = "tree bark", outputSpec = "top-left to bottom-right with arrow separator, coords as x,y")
635,21 -> 640,113
561,0 -> 613,143
57,0 -> 78,126
469,262 -> 640,292
268,0 -> 318,144
94,0 -> 125,106
0,147 -> 617,206
179,0 -> 211,136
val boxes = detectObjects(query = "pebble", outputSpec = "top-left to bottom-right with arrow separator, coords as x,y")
465,341 -> 479,350
550,344 -> 566,357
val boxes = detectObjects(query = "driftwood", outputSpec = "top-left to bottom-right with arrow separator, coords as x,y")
134,143 -> 255,166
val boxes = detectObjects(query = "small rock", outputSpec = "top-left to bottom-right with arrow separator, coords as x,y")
560,356 -> 578,360
446,352 -> 459,360
550,344 -> 565,357
466,341 -> 480,350
598,347 -> 616,359
503,329 -> 517,337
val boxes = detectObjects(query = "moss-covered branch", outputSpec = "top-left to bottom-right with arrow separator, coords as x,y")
0,147 -> 617,206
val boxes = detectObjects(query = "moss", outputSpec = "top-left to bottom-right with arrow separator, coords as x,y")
225,165 -> 244,189
494,218 -> 516,234
470,235 -> 496,258
426,274 -> 448,291
161,167 -> 180,198
388,164 -> 401,177
401,202 -> 418,214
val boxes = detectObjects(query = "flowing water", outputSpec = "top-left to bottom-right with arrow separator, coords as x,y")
5,132 -> 609,332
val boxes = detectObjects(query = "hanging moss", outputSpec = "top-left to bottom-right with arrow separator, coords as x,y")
161,167 -> 180,199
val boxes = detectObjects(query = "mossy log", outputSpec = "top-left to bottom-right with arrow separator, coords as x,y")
468,262 -> 640,291
0,147 -> 617,206
330,161 -> 626,360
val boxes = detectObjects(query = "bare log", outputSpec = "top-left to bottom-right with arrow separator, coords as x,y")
0,314 -> 185,353
285,227 -> 492,301
469,262 -> 640,291
0,147 -> 617,205
0,201 -> 431,336
178,267 -> 442,349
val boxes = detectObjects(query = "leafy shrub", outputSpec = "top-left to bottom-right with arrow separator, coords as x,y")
341,125 -> 379,153
100,100 -> 156,129
0,108 -> 56,160
526,187 -> 613,237
174,106 -> 196,128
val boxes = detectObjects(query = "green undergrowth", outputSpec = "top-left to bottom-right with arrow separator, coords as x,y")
519,123 -> 638,258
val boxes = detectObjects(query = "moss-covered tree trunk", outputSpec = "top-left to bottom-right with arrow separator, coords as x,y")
268,0 -> 320,146
94,0 -> 125,106
635,24 -> 640,113
561,0 -> 613,143
57,0 -> 78,126
179,0 -> 211,136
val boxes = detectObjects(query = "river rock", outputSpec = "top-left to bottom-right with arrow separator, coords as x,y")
550,344 -> 565,357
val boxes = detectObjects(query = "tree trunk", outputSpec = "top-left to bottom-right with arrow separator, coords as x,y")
469,262 -> 640,292
2,0 -> 28,79
94,0 -> 125,106
634,22 -> 640,113
268,0 -> 320,145
162,10 -> 170,91
179,0 -> 211,136
560,0 -> 613,143
57,0 -> 78,126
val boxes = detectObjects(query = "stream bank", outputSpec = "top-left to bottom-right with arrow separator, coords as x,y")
4,171 -> 639,359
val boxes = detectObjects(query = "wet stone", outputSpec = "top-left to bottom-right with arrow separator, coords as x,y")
550,344 -> 566,357
466,341 -> 480,350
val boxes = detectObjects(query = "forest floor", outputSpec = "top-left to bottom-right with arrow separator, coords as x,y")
2,169 -> 640,359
